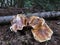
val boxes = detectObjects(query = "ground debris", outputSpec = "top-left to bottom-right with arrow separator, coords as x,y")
0,20 -> 60,45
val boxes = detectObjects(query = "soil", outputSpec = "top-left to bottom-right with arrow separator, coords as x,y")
0,20 -> 60,45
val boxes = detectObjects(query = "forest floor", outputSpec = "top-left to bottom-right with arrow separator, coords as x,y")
0,20 -> 60,45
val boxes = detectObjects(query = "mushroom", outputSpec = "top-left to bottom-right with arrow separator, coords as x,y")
31,18 -> 53,42
10,14 -> 27,32
29,16 -> 45,29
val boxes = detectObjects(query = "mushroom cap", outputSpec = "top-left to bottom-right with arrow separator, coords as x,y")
10,14 -> 27,32
31,22 -> 53,42
29,16 -> 45,29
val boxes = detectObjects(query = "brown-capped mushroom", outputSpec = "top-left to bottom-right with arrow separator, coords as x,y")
29,16 -> 45,29
31,18 -> 53,42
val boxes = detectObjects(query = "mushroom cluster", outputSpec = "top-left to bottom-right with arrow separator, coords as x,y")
10,14 -> 53,42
